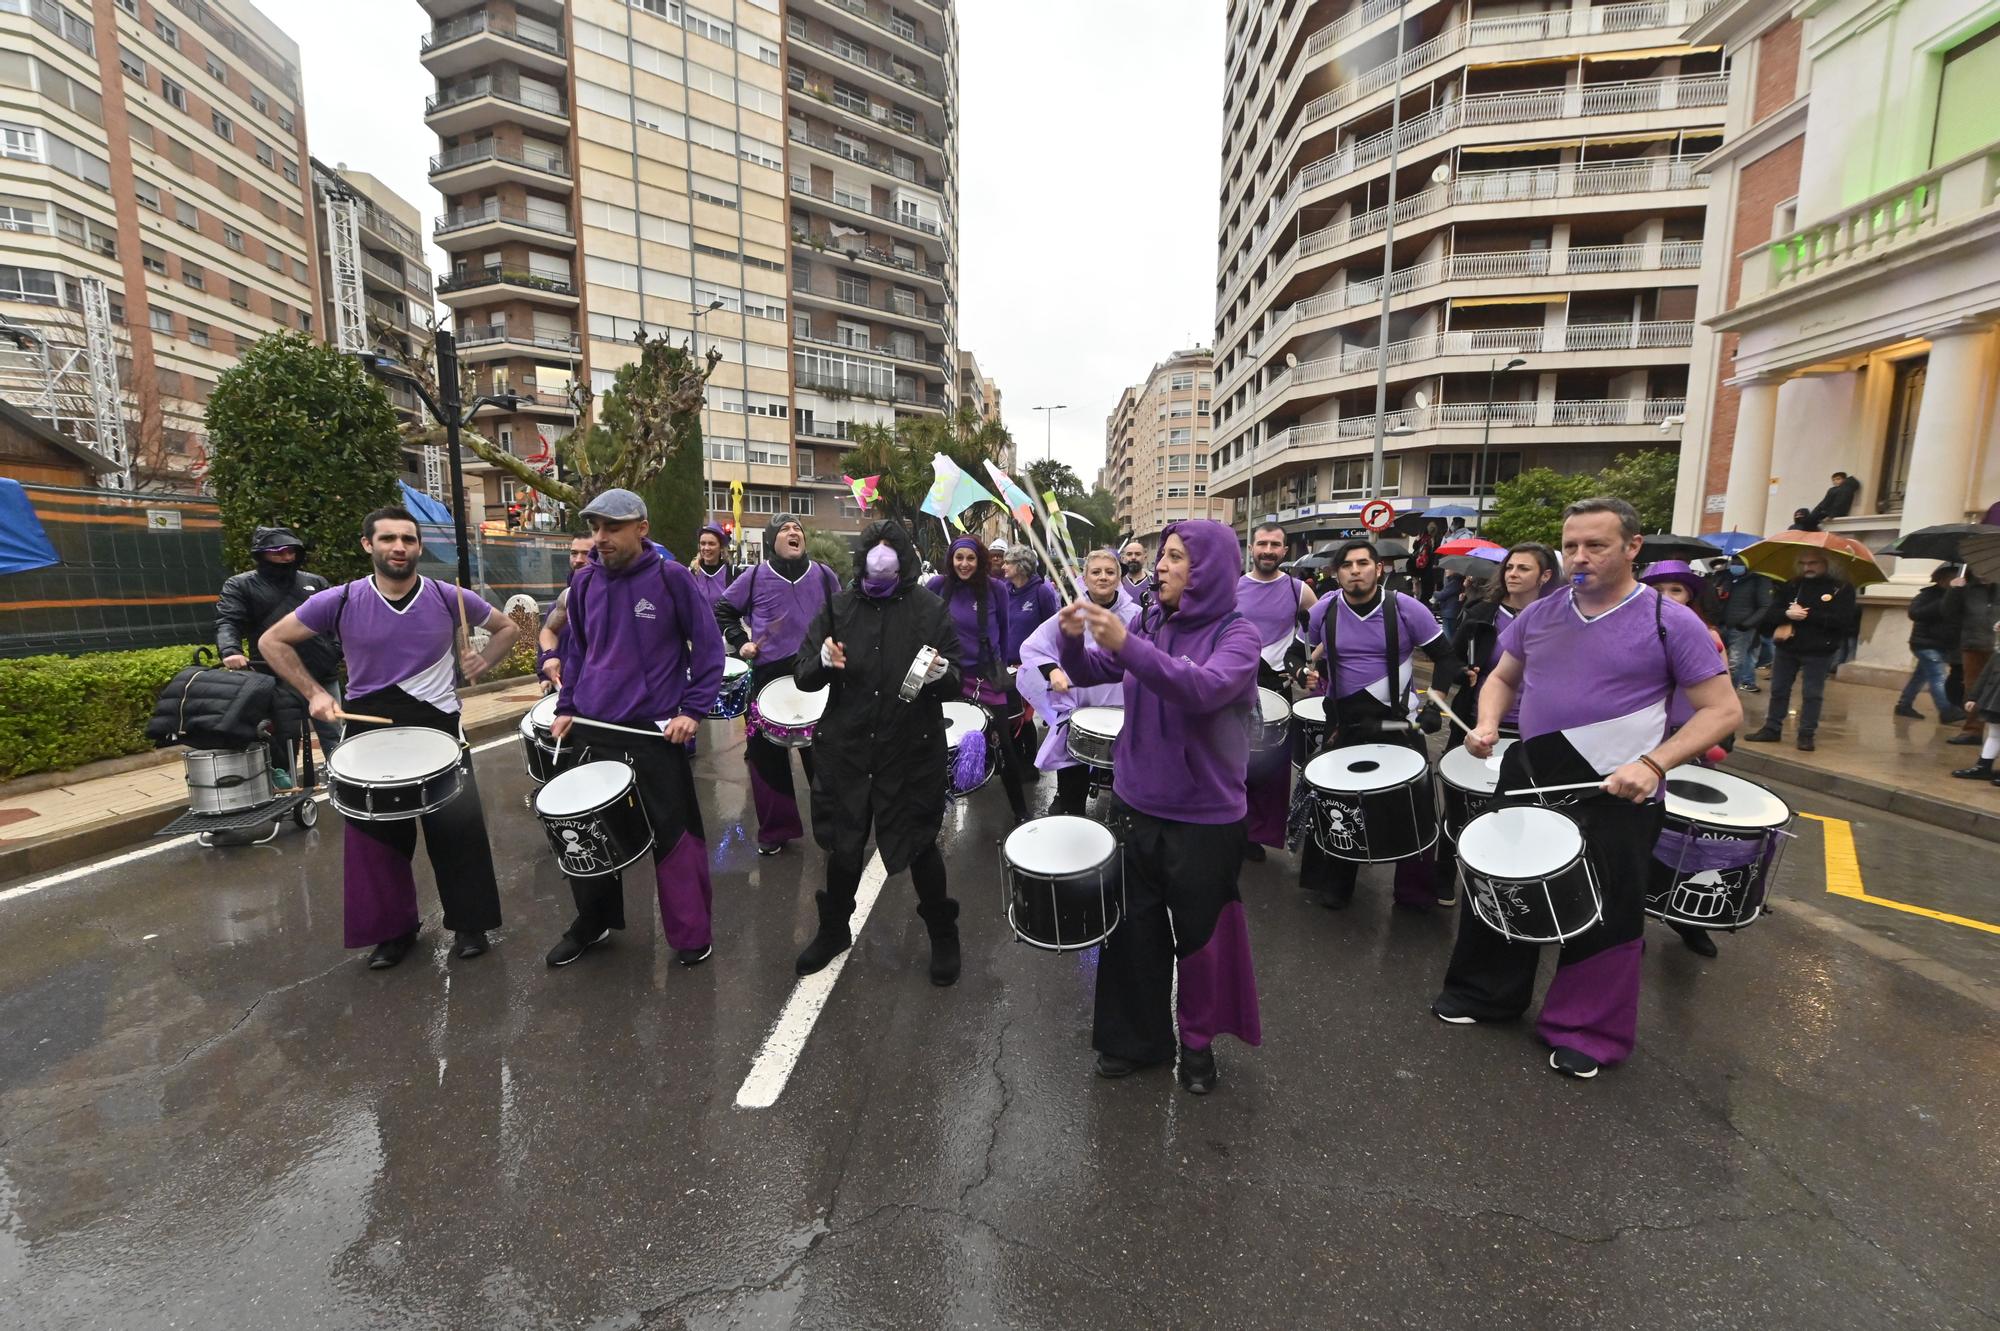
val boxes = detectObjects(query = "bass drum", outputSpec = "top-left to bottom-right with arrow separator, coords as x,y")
1458,805 -> 1603,944
1002,815 -> 1124,951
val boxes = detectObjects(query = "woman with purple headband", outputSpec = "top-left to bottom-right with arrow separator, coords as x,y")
926,534 -> 1031,825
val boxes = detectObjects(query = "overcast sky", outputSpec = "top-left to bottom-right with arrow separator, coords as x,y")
264,0 -> 1224,489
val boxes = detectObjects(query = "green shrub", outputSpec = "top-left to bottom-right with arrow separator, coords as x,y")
0,646 -> 200,779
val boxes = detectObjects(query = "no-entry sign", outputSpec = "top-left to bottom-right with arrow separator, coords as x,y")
1359,499 -> 1396,532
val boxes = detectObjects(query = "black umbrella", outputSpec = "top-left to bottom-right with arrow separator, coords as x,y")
1878,523 -> 2000,566
1635,533 -> 1725,563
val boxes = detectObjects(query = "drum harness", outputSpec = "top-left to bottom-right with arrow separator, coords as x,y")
1318,589 -> 1433,748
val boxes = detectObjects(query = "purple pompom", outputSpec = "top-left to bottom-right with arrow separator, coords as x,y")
952,729 -> 988,795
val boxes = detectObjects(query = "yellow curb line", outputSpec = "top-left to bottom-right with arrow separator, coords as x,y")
1800,812 -> 2000,937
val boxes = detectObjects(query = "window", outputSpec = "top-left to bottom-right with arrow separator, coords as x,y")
0,125 -> 39,161
215,167 -> 238,199
161,77 -> 186,110
690,173 -> 737,208
154,16 -> 178,47
175,199 -> 198,229
1932,26 -> 2000,166
1171,372 -> 1194,389
211,111 -> 233,143
206,56 -> 226,83
0,265 -> 59,304
188,320 -> 213,349
0,202 -> 42,233
281,159 -> 297,185
254,139 -> 274,168
181,263 -> 204,291
134,179 -> 159,210
128,117 -> 153,149
228,279 -> 249,308
149,307 -> 174,333
223,225 -> 244,252
249,87 -> 266,115
1427,451 -> 1519,492
115,0 -> 136,13
745,491 -> 781,515
141,244 -> 166,274
1331,457 -> 1402,494
789,494 -> 814,515
119,47 -> 145,81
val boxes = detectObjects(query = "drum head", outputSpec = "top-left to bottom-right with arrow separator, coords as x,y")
1438,738 -> 1513,793
1305,743 -> 1427,794
329,727 -> 460,781
756,678 -> 829,726
941,701 -> 986,746
536,760 -> 635,818
722,657 -> 750,681
1070,706 -> 1125,740
1292,695 -> 1328,724
1663,766 -> 1791,829
1256,687 -> 1290,725
1459,806 -> 1583,877
1005,815 -> 1116,877
528,694 -> 562,730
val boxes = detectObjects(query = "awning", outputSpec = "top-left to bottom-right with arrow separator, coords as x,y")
1468,53 -> 1577,71
1586,44 -> 1722,60
1464,137 -> 1583,154
1451,293 -> 1567,308
1580,131 -> 1685,147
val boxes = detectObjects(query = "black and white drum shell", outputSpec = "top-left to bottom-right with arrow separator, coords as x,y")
1458,805 -> 1603,944
183,745 -> 274,816
519,695 -> 577,785
328,728 -> 465,822
1437,738 -> 1517,844
1647,766 -> 1793,931
1002,815 -> 1124,951
1291,695 -> 1330,763
1302,743 -> 1437,862
1066,706 -> 1123,770
1250,687 -> 1292,754
533,760 -> 655,878
708,657 -> 754,719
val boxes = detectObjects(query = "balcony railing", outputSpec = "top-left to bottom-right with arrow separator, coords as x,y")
788,24 -> 943,100
422,11 -> 566,56
792,230 -> 947,281
787,124 -> 944,190
793,277 -> 946,325
434,202 -> 573,238
430,139 -> 570,178
426,76 -> 567,119
789,178 -> 944,238
1740,144 -> 2000,301
795,329 -> 947,369
822,0 -> 946,57
456,326 -> 580,353
438,264 -> 576,297
790,75 -> 947,149
359,253 -> 413,290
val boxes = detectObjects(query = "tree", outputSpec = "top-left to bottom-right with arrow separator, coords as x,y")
1481,466 -> 1596,549
1025,458 -> 1083,504
806,529 -> 854,574
841,406 -> 1013,566
1596,449 -> 1678,533
1067,486 -> 1121,552
205,332 -> 404,581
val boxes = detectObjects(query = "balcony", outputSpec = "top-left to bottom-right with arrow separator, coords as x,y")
788,23 -> 945,104
1738,145 -> 2000,305
433,202 -> 575,248
792,230 -> 948,289
455,325 -> 580,361
789,74 -> 949,157
419,0 -> 563,18
421,11 -> 567,79
788,123 -> 945,192
358,252 -> 416,294
809,0 -> 948,64
437,263 -> 578,304
790,178 -> 948,252
795,330 -> 949,375
424,74 -> 569,136
793,275 -> 946,328
430,139 -> 571,192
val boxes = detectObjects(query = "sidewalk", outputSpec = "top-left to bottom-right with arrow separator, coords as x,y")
0,680 -> 546,883
1720,669 -> 2000,843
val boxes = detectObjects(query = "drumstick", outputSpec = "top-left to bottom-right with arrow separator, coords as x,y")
333,709 -> 395,725
455,578 -> 471,656
1424,689 -> 1473,735
1501,780 -> 1607,797
570,715 -> 675,740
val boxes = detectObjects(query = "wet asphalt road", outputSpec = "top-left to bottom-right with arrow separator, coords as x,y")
1,725 -> 1996,1330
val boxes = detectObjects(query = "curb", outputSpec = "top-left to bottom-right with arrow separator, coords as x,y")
1722,748 -> 2000,846
0,703 -> 536,888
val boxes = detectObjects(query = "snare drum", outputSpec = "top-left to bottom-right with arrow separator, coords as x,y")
1250,687 -> 1291,756
328,728 -> 465,822
1457,805 -> 1602,944
1436,738 -> 1517,845
533,760 -> 655,878
1647,766 -> 1792,931
1292,695 -> 1330,764
519,694 -> 580,785
1002,815 -> 1124,951
1301,743 -> 1437,862
749,678 -> 828,748
1066,706 -> 1124,770
708,657 -> 754,719
183,744 -> 274,816
943,699 -> 996,796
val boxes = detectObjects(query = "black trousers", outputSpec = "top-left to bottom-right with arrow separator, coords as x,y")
1050,763 -> 1093,817
825,840 -> 954,935
565,731 -> 705,939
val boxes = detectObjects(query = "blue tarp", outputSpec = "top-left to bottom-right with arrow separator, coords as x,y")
399,480 -> 454,526
0,478 -> 59,575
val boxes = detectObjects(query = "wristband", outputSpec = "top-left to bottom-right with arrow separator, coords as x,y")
1637,754 -> 1665,781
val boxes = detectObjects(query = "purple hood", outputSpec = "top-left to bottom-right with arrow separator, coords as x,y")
1149,519 -> 1243,631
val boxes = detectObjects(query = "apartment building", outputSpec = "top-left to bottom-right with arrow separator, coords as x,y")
0,0 -> 319,490
418,0 -> 958,532
309,158 -> 433,426
1674,0 -> 1999,674
1207,0 -> 1727,550
957,347 -> 999,428
1104,347 -> 1224,546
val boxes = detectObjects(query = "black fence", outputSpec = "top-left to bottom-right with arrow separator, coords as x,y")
0,484 -> 573,659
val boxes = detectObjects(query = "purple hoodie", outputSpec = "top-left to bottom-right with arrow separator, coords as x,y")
1058,520 -> 1262,823
1002,574 -> 1062,664
556,547 -> 726,726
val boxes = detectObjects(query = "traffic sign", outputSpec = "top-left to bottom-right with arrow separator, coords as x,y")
1359,499 -> 1396,532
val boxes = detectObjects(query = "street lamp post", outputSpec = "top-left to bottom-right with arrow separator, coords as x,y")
1368,0 -> 1410,500
689,298 -> 724,521
1475,356 -> 1528,530
1032,403 -> 1067,464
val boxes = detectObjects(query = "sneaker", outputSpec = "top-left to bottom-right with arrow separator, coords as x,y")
1796,735 -> 1816,752
1743,728 -> 1783,744
1435,882 -> 1460,908
675,944 -> 714,967
366,928 -> 419,970
1947,733 -> 1981,746
1893,704 -> 1924,719
453,929 -> 489,960
1950,761 -> 1995,781
756,841 -> 786,857
1431,998 -> 1481,1025
1176,1044 -> 1218,1095
1737,682 -> 1761,693
546,928 -> 609,967
1549,1046 -> 1600,1079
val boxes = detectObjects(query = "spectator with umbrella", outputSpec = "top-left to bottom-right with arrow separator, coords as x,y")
1894,566 -> 1967,724
1710,554 -> 1774,692
1740,532 -> 1879,752
1881,522 -> 2000,746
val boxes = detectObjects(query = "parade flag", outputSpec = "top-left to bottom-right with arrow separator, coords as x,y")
982,460 -> 1037,527
921,454 -> 999,531
842,473 -> 881,510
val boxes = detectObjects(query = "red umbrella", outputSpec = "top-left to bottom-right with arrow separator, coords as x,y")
1436,536 -> 1502,558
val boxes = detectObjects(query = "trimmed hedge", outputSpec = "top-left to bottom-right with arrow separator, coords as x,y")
0,646 -> 199,780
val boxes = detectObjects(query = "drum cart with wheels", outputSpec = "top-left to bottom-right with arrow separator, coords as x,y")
154,723 -> 322,848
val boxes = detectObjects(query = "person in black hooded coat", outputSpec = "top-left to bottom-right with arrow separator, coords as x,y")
794,519 -> 966,984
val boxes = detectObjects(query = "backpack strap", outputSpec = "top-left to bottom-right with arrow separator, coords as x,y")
1384,588 -> 1404,714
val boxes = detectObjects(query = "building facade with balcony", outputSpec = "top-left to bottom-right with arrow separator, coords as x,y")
420,0 -> 957,536
1675,0 -> 2000,676
0,0 -> 319,490
1104,348 -> 1223,547
1208,0 -> 1726,551
309,159 -> 433,426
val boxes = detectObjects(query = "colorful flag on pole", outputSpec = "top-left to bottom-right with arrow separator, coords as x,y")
921,455 -> 999,532
982,460 -> 1037,526
842,473 -> 881,510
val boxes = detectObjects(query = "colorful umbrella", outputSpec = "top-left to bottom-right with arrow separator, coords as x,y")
1738,529 -> 1887,587
1706,530 -> 1763,555
1441,546 -> 1507,576
1436,535 -> 1502,558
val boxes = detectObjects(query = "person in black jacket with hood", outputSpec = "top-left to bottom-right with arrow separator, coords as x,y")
1743,550 -> 1859,752
793,519 -> 966,985
215,525 -> 339,779
1894,565 -> 1966,723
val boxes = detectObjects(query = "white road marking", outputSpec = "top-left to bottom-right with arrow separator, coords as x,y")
735,851 -> 888,1109
0,734 -> 517,905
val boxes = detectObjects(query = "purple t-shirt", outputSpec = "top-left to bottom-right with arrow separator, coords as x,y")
719,561 -> 839,663
1306,590 -> 1443,705
1238,573 -> 1306,669
1498,585 -> 1725,773
297,577 -> 494,712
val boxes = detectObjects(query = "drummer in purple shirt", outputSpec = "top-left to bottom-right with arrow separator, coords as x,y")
260,506 -> 517,970
545,489 -> 727,969
1119,538 -> 1153,609
715,516 -> 842,854
1237,522 -> 1317,860
687,523 -> 737,614
1434,498 -> 1740,1080
1057,518 -> 1263,1095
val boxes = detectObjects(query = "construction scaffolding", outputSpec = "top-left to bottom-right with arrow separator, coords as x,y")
0,278 -> 130,486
